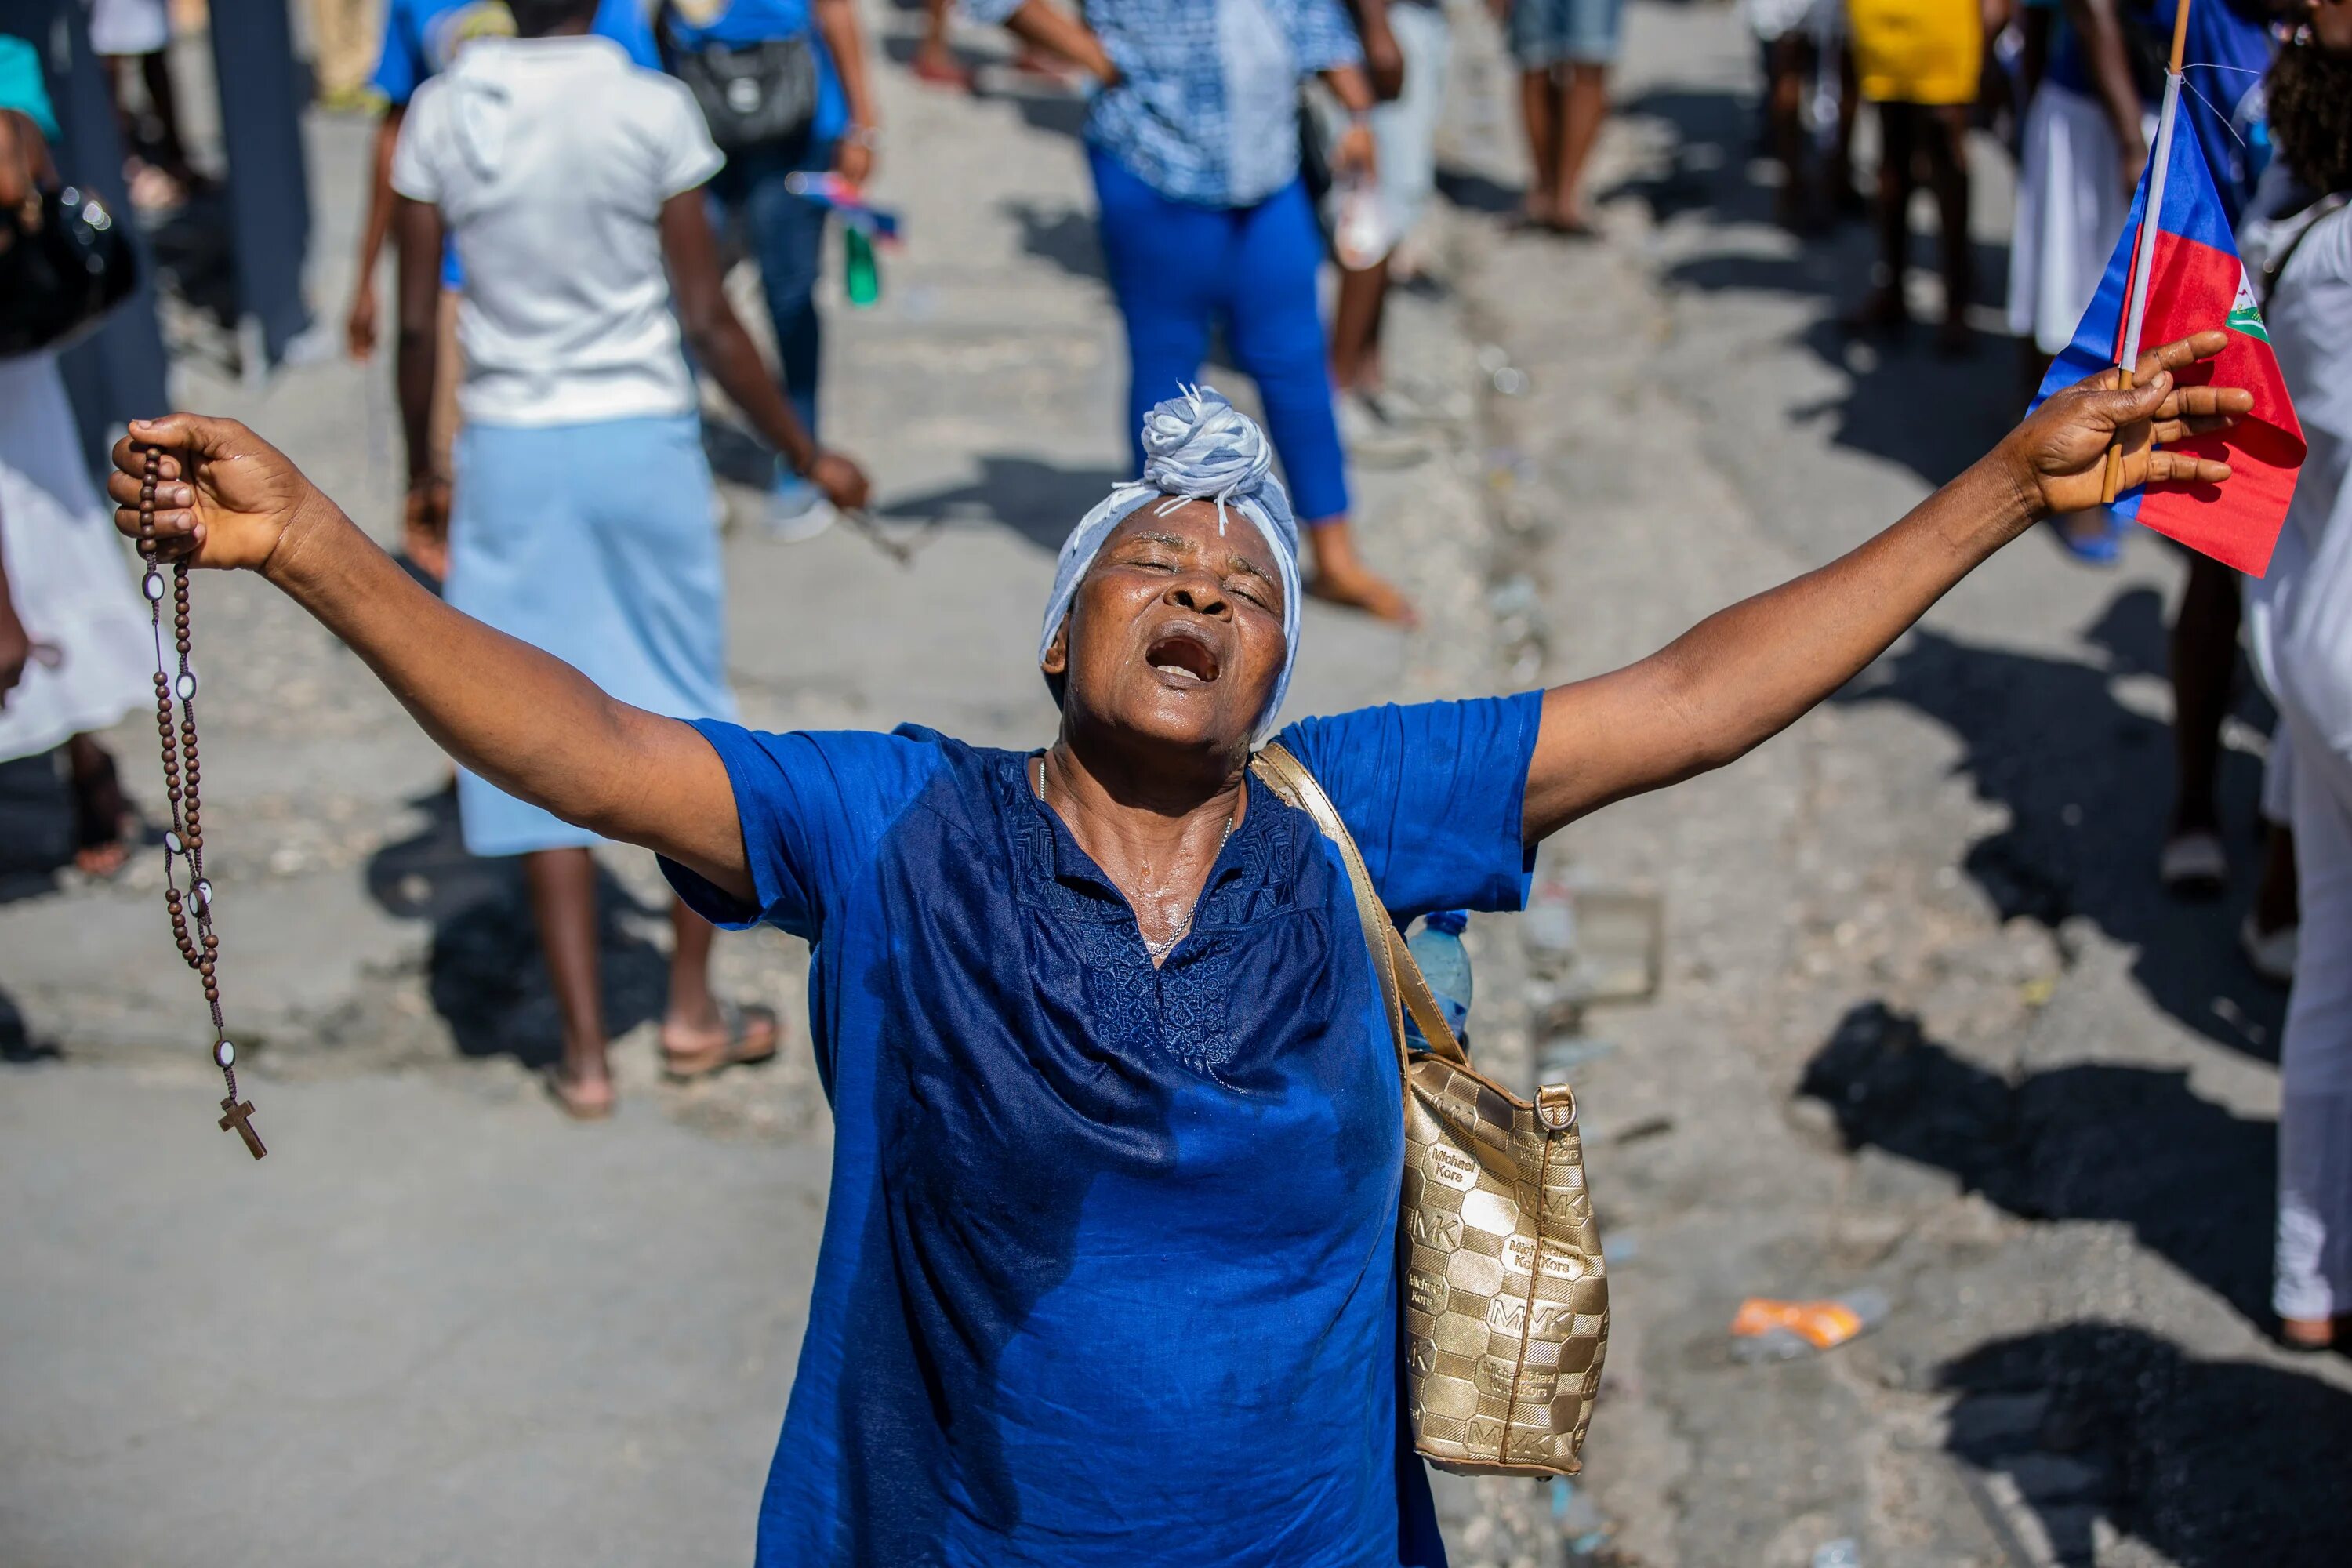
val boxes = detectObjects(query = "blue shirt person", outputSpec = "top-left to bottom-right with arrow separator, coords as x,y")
652,0 -> 878,525
664,695 -> 1539,1566
964,0 -> 1361,206
657,0 -> 847,144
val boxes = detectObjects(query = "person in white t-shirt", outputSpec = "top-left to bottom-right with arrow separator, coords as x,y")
390,0 -> 870,1119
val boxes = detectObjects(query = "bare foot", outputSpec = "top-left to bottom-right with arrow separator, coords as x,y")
912,46 -> 974,91
2281,1315 -> 2336,1351
660,1004 -> 780,1081
67,739 -> 131,880
1305,524 -> 1417,625
1307,561 -> 1417,626
1508,197 -> 1555,233
544,1067 -> 615,1121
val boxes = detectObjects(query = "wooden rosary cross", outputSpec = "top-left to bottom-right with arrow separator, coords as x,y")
138,445 -> 266,1160
219,1095 -> 266,1159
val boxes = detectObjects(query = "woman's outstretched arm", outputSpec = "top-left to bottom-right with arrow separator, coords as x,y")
104,415 -> 757,901
1520,331 -> 2253,843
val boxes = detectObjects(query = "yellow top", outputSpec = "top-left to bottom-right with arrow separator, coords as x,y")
1848,0 -> 1986,106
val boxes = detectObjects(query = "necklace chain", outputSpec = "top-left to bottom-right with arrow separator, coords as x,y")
139,448 -> 264,1160
1035,755 -> 1232,963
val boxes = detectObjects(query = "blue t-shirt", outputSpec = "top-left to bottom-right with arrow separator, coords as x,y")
662,693 -> 1544,1567
2045,0 -> 2274,222
372,0 -> 662,288
656,0 -> 848,143
371,0 -> 659,104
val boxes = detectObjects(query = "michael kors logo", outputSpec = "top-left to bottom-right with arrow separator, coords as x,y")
1530,1304 -> 1577,1337
1474,1362 -> 1556,1403
1464,1417 -> 1505,1452
1506,1235 -> 1588,1279
1407,1269 -> 1447,1317
1430,1093 -> 1484,1138
1428,1146 -> 1479,1191
1408,1209 -> 1462,1249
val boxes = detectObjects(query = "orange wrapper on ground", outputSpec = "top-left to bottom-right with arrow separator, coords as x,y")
1730,1298 -> 1869,1351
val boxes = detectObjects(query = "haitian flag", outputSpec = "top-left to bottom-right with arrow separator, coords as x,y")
2031,97 -> 2305,576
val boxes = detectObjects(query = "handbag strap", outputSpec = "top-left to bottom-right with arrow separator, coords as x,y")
1252,743 -> 1472,1073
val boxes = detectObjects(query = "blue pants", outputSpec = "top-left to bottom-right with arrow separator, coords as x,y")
1088,147 -> 1349,524
706,134 -> 835,443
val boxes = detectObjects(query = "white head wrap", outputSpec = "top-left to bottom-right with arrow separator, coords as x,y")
1037,387 -> 1303,740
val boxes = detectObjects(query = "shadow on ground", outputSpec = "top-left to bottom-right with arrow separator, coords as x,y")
0,983 -> 55,1062
363,786 -> 667,1069
1609,83 -> 2025,489
1002,198 -> 1105,281
1835,586 -> 2286,1058
1942,1322 -> 2352,1567
1802,1000 -> 2274,1326
883,456 -> 1128,551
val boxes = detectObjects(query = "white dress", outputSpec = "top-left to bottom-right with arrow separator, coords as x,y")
2241,200 -> 2352,1323
0,350 -> 154,764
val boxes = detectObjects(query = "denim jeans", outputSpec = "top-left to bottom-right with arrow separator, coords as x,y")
706,133 -> 836,463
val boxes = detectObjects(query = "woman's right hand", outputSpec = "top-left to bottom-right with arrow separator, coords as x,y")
808,450 -> 873,514
345,277 -> 379,361
107,414 -> 332,575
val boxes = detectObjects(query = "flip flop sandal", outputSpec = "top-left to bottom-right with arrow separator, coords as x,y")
70,747 -> 133,880
2158,829 -> 2228,897
661,1003 -> 781,1083
543,1067 -> 616,1122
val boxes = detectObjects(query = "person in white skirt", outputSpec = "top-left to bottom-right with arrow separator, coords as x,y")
389,0 -> 870,1116
0,53 -> 151,873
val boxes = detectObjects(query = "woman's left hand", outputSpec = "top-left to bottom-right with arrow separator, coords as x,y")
1996,330 -> 2252,521
834,131 -> 875,189
1331,119 -> 1377,185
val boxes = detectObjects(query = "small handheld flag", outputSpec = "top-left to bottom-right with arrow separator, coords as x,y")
2031,0 -> 2304,577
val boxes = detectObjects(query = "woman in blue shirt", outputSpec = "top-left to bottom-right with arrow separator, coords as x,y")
967,0 -> 1416,625
106,339 -> 2248,1562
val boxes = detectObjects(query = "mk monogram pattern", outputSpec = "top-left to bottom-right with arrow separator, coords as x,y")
1399,1057 -> 1607,1478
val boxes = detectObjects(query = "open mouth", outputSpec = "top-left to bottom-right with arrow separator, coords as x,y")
1145,629 -> 1221,685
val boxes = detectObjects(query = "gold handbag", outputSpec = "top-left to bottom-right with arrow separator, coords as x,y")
1254,743 -> 1609,1478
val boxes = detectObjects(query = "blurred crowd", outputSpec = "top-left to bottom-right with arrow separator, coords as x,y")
5,0 -> 2352,1342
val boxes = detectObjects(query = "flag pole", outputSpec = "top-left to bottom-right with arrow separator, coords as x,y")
2100,0 -> 2195,504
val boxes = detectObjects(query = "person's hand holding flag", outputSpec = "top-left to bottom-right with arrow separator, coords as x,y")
2007,330 -> 2253,521
2031,0 -> 2307,574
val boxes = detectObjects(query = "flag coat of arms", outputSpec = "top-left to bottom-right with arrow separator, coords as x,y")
2031,99 -> 2306,576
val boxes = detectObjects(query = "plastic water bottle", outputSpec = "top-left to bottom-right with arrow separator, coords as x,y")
1406,909 -> 1472,1048
844,226 -> 880,308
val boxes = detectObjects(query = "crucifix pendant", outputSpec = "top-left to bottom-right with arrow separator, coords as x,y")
219,1094 -> 267,1160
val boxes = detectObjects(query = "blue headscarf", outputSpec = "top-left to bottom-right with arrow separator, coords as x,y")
1037,387 -> 1304,740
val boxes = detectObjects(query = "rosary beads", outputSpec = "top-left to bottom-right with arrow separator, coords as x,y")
138,446 -> 265,1160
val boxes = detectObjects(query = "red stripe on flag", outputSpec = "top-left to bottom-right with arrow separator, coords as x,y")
2122,231 -> 2305,577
